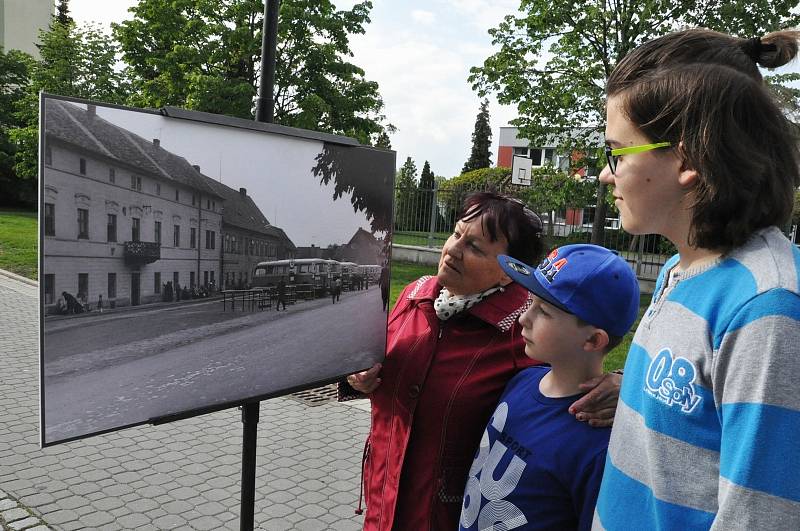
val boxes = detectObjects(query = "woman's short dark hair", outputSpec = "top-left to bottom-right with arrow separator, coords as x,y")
459,191 -> 545,264
607,29 -> 800,251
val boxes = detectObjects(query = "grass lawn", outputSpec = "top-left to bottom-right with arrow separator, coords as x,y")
388,260 -> 650,373
0,209 -> 38,280
393,230 -> 450,248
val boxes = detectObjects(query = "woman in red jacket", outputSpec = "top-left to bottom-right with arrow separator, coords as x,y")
345,192 -> 620,530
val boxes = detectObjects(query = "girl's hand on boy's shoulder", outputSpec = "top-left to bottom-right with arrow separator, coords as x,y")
568,372 -> 623,428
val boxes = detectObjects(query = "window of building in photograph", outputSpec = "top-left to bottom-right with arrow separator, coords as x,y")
107,214 -> 117,242
232,236 -> 237,254
154,221 -> 161,245
210,271 -> 215,286
192,194 -> 196,206
44,274 -> 54,305
205,230 -> 215,249
132,217 -> 140,242
190,271 -> 195,288
131,175 -> 142,191
109,168 -> 115,183
173,272 -> 179,289
174,224 -> 180,247
175,189 -> 179,202
77,208 -> 89,239
79,158 -> 86,175
204,271 -> 208,286
78,273 -> 88,300
44,203 -> 55,236
154,272 -> 161,294
211,200 -> 215,211
156,183 -> 161,196
207,199 -> 210,209
190,227 -> 196,249
45,146 -> 52,166
225,235 -> 230,253
108,273 -> 116,299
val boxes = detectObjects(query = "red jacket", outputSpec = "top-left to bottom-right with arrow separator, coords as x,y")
363,276 -> 538,530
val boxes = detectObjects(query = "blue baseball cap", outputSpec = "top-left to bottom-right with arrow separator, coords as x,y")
498,244 -> 640,337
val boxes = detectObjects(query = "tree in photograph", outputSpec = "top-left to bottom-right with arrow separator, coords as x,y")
114,0 -> 392,144
394,157 -> 418,231
462,99 -> 492,173
471,1 -> 800,243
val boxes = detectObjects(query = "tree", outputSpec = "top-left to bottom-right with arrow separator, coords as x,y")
0,48 -> 34,206
113,0 -> 392,144
10,20 -> 129,197
55,0 -> 73,25
462,99 -> 492,173
394,157 -> 418,231
417,160 -> 440,233
471,1 -> 800,242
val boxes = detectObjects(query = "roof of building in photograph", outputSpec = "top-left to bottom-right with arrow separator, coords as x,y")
44,98 -> 224,200
200,174 -> 296,250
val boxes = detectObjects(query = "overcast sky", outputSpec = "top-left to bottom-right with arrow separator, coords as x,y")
68,0 -> 522,180
67,1 -> 800,180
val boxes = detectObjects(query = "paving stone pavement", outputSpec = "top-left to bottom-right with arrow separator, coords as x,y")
0,271 -> 372,530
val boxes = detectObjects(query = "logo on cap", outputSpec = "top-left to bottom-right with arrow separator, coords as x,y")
506,261 -> 531,276
538,249 -> 568,283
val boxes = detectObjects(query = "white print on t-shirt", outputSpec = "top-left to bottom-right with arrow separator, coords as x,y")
460,402 -> 528,530
644,347 -> 702,414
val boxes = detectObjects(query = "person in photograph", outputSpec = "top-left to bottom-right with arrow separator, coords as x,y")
379,265 -> 389,311
332,277 -> 342,304
593,29 -> 800,530
276,277 -> 287,311
62,291 -> 83,314
459,245 -> 639,531
342,192 -> 622,530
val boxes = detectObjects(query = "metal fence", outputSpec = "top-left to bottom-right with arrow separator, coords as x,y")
393,182 -> 671,280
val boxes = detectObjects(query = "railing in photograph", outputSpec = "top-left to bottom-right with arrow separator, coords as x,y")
123,241 -> 161,265
222,289 -> 272,311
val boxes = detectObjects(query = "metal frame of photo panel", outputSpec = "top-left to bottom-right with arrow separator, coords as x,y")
38,93 -> 396,447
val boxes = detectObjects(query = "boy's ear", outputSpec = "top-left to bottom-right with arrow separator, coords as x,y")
583,328 -> 609,353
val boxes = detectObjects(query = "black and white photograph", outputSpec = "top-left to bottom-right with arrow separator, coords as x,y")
39,94 -> 395,446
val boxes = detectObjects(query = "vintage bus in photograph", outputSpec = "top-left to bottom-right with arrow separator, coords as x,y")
252,258 -> 335,298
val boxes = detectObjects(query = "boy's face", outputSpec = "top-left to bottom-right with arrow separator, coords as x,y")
598,96 -> 688,240
517,295 -> 595,362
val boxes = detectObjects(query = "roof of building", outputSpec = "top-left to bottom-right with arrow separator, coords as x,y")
44,98 -> 224,200
199,174 -> 295,249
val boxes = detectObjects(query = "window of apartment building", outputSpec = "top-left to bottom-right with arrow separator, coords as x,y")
45,146 -> 52,166
174,225 -> 180,247
108,273 -> 116,299
154,221 -> 162,245
77,208 -> 89,239
131,175 -> 142,191
79,158 -> 86,175
173,272 -> 179,289
190,271 -> 195,288
107,214 -> 117,242
44,203 -> 55,236
154,272 -> 161,294
78,273 -> 88,299
190,228 -> 196,249
132,217 -> 140,242
156,183 -> 161,196
109,168 -> 116,183
44,274 -> 54,305
513,147 -> 528,156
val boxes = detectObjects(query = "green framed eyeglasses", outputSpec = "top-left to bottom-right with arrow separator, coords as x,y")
604,142 -> 672,174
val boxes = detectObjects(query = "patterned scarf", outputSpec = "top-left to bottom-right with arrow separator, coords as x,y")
433,285 -> 503,321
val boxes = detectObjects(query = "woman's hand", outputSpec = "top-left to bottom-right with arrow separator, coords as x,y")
568,372 -> 622,427
346,363 -> 383,394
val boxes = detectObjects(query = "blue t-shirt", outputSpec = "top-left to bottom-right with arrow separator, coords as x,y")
460,366 -> 610,531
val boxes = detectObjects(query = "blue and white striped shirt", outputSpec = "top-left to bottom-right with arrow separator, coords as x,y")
594,227 -> 800,530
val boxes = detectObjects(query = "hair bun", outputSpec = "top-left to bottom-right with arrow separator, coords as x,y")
750,30 -> 800,69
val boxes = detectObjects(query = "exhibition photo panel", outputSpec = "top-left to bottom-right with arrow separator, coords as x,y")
40,94 -> 395,446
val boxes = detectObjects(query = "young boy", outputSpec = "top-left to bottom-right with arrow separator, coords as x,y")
459,244 -> 639,531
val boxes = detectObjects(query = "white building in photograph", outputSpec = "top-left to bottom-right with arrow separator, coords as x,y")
42,99 -> 225,311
